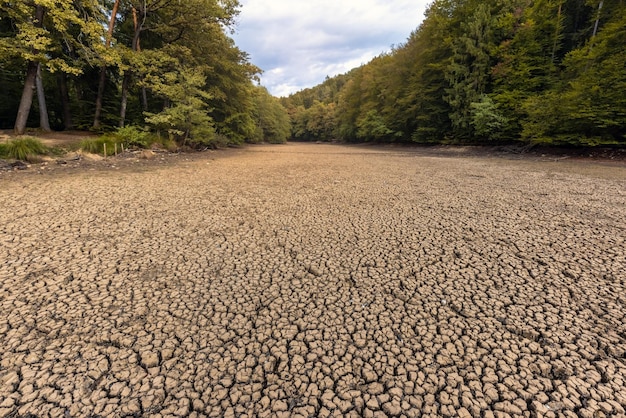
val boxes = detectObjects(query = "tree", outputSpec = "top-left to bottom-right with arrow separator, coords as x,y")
2,0 -> 105,133
13,5 -> 45,134
250,87 -> 290,143
522,5 -> 626,145
93,0 -> 121,129
444,3 -> 493,139
145,67 -> 215,145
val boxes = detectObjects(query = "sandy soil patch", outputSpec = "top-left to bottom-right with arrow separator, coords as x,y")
0,143 -> 625,417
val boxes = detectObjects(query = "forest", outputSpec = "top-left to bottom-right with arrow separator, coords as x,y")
1,0 -> 624,149
0,0 -> 290,146
282,0 -> 626,146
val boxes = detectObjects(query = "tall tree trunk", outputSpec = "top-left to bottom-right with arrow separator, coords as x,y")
591,1 -> 604,40
14,5 -> 45,135
119,72 -> 130,128
57,72 -> 73,130
36,63 -> 51,132
93,0 -> 120,129
141,87 -> 148,111
14,61 -> 38,135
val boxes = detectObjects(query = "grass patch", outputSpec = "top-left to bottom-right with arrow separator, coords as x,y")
83,126 -> 175,154
0,137 -> 48,161
79,136 -> 122,156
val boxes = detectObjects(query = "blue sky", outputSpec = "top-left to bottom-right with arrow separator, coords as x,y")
232,0 -> 430,97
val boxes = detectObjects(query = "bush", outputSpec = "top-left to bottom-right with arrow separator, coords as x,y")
1,137 -> 48,161
114,126 -> 155,148
470,96 -> 509,141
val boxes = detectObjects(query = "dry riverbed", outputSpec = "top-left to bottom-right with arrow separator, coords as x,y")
1,143 -> 625,417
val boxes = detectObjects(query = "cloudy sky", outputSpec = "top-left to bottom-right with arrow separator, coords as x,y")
232,0 -> 430,97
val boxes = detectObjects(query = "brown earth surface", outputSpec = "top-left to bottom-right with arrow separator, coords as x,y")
1,142 -> 625,418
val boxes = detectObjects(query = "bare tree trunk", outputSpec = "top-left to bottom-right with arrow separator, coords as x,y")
591,1 -> 604,40
14,5 -> 45,135
57,72 -> 73,130
119,72 -> 130,128
36,63 -> 51,132
119,6 -> 143,128
93,0 -> 120,129
14,61 -> 38,135
141,87 -> 148,111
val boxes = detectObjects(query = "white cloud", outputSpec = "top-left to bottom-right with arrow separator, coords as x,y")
232,0 -> 429,96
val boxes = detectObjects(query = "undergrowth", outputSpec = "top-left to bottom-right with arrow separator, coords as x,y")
0,137 -> 48,161
81,126 -> 178,155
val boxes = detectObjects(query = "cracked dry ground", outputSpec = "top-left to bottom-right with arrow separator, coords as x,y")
1,143 -> 625,418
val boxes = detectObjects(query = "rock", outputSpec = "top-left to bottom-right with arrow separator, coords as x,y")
11,160 -> 28,170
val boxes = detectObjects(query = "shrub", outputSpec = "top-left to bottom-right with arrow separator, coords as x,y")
2,137 -> 48,161
114,126 -> 155,148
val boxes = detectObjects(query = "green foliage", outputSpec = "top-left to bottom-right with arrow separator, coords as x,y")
144,68 -> 216,147
470,96 -> 509,140
521,4 -> 626,145
0,0 -> 105,75
444,3 -> 493,138
251,87 -> 290,143
281,0 -> 624,147
356,110 -> 394,141
1,0 -> 624,148
79,127 -> 176,155
1,137 -> 48,161
113,126 -> 153,148
0,0 -> 263,145
79,136 -> 122,156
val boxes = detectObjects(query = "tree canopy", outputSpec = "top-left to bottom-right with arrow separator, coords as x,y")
281,0 -> 626,146
0,0 -> 290,145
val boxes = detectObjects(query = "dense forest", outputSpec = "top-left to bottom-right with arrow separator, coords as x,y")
0,0 -> 291,146
282,0 -> 626,146
2,1 -> 624,148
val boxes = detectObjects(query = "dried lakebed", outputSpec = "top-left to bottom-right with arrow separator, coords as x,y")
1,143 -> 625,418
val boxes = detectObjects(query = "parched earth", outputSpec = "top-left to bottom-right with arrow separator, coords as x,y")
0,143 -> 625,418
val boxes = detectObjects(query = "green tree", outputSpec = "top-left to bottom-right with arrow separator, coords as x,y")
470,95 -> 509,140
522,5 -> 626,145
144,67 -> 215,145
250,87 -> 290,143
1,0 -> 105,133
444,3 -> 493,139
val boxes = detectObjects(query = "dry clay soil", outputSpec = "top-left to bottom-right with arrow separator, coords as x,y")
1,143 -> 625,418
